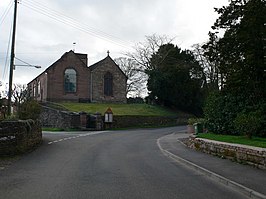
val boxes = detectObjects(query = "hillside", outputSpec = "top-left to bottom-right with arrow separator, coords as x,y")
58,102 -> 189,117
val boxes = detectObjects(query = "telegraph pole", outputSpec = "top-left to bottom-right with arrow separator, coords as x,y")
7,0 -> 18,115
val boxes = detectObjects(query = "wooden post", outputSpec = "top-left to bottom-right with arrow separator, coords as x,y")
7,0 -> 18,115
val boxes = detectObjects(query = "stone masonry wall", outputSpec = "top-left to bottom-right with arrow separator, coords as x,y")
109,115 -> 187,128
40,106 -> 80,129
0,120 -> 42,156
91,56 -> 127,103
186,137 -> 266,169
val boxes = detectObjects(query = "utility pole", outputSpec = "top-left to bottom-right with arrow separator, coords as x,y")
7,0 -> 18,115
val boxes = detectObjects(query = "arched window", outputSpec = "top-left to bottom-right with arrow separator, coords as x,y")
33,83 -> 36,97
37,81 -> 41,97
64,68 -> 77,93
104,72 -> 113,96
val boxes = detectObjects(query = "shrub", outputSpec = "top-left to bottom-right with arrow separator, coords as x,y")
18,100 -> 41,120
205,92 -> 233,134
204,92 -> 249,135
187,118 -> 197,125
188,118 -> 205,125
234,111 -> 264,139
127,97 -> 144,104
204,92 -> 265,137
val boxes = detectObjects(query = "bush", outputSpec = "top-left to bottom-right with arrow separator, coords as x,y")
127,97 -> 144,104
234,111 -> 262,139
187,118 -> 197,125
18,100 -> 41,120
188,118 -> 205,125
204,92 -> 241,134
204,91 -> 265,137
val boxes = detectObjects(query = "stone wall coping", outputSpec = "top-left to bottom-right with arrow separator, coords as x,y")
196,138 -> 266,152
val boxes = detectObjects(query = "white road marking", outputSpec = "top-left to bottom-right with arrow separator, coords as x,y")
47,131 -> 108,145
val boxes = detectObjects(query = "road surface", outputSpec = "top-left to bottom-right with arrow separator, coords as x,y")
0,127 -> 247,199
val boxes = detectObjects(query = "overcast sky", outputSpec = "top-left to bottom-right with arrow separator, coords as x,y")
0,0 -> 228,89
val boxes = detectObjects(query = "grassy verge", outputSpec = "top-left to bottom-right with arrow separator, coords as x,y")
42,127 -> 80,132
197,133 -> 266,148
59,103 -> 182,116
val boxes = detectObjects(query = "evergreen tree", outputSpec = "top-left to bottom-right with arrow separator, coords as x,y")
212,0 -> 265,103
204,0 -> 266,136
147,44 -> 204,114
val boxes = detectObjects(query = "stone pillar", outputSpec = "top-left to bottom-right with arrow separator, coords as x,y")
94,112 -> 103,131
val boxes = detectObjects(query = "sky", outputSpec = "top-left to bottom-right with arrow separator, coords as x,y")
0,0 -> 229,93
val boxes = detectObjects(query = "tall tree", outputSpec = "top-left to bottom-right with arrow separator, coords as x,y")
192,32 -> 224,91
211,0 -> 266,103
203,0 -> 266,136
124,34 -> 173,97
126,34 -> 173,72
147,43 -> 204,114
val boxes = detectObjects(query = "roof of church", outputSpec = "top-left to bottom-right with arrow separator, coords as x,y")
28,50 -> 86,84
28,50 -> 127,85
89,55 -> 127,79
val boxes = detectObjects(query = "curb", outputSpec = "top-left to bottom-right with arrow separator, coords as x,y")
157,136 -> 266,199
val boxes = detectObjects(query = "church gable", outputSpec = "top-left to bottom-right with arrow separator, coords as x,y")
89,55 -> 127,103
46,51 -> 90,102
89,55 -> 127,79
28,50 -> 90,102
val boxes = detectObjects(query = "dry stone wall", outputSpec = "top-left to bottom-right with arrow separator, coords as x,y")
187,137 -> 266,169
110,115 -> 187,128
0,120 -> 42,156
40,106 -> 80,129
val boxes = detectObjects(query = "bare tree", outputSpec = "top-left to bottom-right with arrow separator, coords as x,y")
115,57 -> 147,97
126,34 -> 173,72
121,34 -> 173,97
12,84 -> 29,114
192,42 -> 221,90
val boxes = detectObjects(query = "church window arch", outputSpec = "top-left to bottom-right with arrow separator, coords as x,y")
64,68 -> 77,93
104,72 -> 113,96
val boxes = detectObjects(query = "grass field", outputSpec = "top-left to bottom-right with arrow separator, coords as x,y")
197,133 -> 266,148
59,102 -> 182,116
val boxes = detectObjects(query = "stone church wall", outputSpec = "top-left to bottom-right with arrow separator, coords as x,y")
91,58 -> 127,103
28,51 -> 127,103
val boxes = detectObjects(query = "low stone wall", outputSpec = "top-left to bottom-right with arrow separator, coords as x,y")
40,105 -> 188,130
0,120 -> 42,156
186,137 -> 266,169
110,115 -> 187,129
40,106 -> 80,129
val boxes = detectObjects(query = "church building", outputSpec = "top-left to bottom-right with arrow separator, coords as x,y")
27,50 -> 127,103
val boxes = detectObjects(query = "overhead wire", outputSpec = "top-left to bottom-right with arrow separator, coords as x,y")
1,0 -> 13,83
0,0 -> 13,26
2,20 -> 13,82
26,0 -> 133,47
20,0 -> 134,50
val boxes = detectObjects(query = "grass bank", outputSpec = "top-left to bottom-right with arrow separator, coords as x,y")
197,133 -> 266,148
59,103 -> 185,116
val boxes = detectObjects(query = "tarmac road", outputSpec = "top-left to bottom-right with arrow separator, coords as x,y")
0,127 -> 248,199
